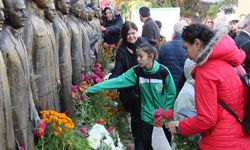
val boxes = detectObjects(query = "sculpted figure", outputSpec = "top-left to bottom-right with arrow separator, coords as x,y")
66,0 -> 84,85
80,5 -> 94,69
71,1 -> 91,74
53,0 -> 74,115
44,0 -> 61,111
1,0 -> 39,149
23,0 -> 57,111
0,1 -> 15,149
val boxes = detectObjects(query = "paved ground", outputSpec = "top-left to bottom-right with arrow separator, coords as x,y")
126,127 -> 172,150
152,127 -> 171,150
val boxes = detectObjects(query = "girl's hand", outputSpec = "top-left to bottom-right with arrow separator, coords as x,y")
165,121 -> 179,134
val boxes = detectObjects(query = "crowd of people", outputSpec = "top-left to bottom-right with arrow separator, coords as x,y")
87,5 -> 250,150
1,0 -> 250,148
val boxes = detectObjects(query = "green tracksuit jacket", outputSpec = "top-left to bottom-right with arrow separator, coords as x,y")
86,61 -> 176,125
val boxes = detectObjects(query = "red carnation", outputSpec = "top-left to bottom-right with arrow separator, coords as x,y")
163,109 -> 173,121
34,119 -> 46,138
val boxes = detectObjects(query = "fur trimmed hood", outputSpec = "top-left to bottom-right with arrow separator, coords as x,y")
195,29 -> 246,66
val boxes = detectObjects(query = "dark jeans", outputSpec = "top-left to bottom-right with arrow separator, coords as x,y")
141,121 -> 172,150
125,97 -> 144,150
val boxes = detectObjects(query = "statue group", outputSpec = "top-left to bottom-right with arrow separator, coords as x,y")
0,0 -> 101,149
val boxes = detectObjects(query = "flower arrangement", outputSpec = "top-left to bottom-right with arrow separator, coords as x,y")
87,123 -> 124,150
40,110 -> 74,136
153,108 -> 173,127
35,110 -> 91,150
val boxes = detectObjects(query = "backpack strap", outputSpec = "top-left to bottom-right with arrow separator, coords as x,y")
134,65 -> 169,95
134,66 -> 143,87
159,64 -> 168,95
218,99 -> 243,124
218,66 -> 245,125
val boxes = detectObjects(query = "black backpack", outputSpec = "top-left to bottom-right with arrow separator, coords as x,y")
218,67 -> 250,133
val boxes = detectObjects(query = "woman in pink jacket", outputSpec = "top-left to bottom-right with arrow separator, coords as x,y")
166,24 -> 250,149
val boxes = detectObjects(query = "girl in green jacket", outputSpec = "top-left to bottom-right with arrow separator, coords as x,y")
86,42 -> 176,149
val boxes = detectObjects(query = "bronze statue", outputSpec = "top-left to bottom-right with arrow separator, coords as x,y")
0,2 -> 15,149
79,5 -> 94,71
66,0 -> 84,85
44,0 -> 61,111
23,0 -> 57,111
0,51 -> 15,150
71,1 -> 91,74
1,0 -> 39,149
53,0 -> 74,115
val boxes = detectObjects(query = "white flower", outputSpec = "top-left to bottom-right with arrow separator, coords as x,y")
103,135 -> 114,146
87,135 -> 101,149
88,129 -> 102,140
92,124 -> 109,137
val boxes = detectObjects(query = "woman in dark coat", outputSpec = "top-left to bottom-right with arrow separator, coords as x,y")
101,6 -> 124,45
109,21 -> 146,150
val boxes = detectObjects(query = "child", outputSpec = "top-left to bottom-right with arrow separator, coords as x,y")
86,42 -> 176,149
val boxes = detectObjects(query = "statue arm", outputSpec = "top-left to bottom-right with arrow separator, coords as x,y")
28,83 -> 40,129
51,24 -> 61,91
82,29 -> 91,73
23,22 -> 39,102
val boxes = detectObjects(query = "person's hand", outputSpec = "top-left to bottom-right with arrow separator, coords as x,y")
165,121 -> 179,134
31,109 -> 40,131
101,26 -> 106,31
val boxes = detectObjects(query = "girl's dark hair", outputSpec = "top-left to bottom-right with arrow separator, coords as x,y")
182,23 -> 215,46
121,21 -> 138,42
137,42 -> 157,60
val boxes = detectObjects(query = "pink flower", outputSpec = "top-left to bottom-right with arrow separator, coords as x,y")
163,109 -> 173,121
153,108 -> 163,127
95,77 -> 101,83
72,92 -> 76,98
19,146 -> 25,150
39,119 -> 46,129
96,63 -> 101,68
71,85 -> 77,93
107,126 -> 113,133
34,120 -> 46,138
80,127 -> 88,137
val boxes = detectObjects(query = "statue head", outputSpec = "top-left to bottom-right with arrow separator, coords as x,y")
70,0 -> 81,17
87,7 -> 94,21
33,0 -> 48,9
56,0 -> 70,15
3,0 -> 27,29
45,0 -> 55,22
80,5 -> 88,21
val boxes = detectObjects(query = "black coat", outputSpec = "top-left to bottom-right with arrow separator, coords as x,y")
234,31 -> 250,71
103,14 -> 124,45
141,17 -> 160,50
109,37 -> 147,78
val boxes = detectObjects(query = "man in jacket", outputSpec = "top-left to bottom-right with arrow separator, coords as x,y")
234,14 -> 250,73
159,20 -> 187,88
139,7 -> 160,51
